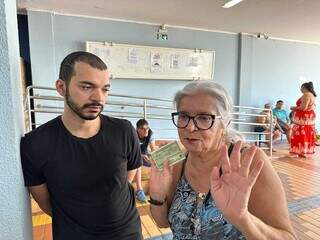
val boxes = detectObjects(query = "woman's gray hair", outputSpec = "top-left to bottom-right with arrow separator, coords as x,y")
173,81 -> 243,143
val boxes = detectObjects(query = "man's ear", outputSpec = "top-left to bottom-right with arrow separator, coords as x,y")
56,79 -> 66,97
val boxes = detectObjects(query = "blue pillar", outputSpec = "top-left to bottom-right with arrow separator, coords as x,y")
0,0 -> 33,239
238,33 -> 254,106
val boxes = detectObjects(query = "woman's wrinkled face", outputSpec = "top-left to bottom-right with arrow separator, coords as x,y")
177,93 -> 224,154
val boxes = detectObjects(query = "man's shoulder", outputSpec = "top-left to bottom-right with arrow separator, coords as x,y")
22,116 -> 61,143
273,108 -> 287,114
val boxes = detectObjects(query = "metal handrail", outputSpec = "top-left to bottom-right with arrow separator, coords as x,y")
25,85 -> 275,155
28,85 -> 173,102
30,96 -> 174,110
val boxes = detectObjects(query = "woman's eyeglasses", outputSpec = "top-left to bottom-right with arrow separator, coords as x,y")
171,112 -> 222,130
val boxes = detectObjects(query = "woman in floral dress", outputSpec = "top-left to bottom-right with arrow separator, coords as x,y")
290,82 -> 317,157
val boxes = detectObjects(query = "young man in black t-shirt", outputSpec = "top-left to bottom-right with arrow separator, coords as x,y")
20,52 -> 142,240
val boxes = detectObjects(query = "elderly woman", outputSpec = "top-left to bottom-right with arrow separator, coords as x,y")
149,81 -> 296,239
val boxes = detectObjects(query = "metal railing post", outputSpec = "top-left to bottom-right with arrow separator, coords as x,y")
270,110 -> 273,157
26,86 -> 33,132
143,100 -> 147,119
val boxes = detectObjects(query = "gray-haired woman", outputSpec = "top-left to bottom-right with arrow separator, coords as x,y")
149,81 -> 296,239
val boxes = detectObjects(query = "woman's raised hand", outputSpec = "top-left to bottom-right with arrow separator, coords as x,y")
210,141 -> 264,225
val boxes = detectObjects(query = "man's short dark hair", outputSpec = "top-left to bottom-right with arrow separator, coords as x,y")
59,51 -> 108,85
136,119 -> 149,128
276,100 -> 284,104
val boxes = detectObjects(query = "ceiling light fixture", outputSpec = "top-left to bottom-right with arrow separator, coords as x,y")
222,0 -> 244,8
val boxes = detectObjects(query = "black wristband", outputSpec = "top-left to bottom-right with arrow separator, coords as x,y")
148,196 -> 166,206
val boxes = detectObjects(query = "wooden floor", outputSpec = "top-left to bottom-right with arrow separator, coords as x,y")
31,143 -> 320,240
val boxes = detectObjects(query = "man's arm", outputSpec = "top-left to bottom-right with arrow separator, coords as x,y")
285,111 -> 290,123
149,132 -> 157,152
29,183 -> 52,216
149,140 -> 157,152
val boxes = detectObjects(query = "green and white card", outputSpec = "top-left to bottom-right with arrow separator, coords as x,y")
150,141 -> 185,169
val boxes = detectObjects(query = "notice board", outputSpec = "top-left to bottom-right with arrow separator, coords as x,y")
86,41 -> 215,80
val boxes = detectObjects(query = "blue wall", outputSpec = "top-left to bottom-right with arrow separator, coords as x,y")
28,11 -> 239,100
27,10 -> 320,135
251,39 -> 320,110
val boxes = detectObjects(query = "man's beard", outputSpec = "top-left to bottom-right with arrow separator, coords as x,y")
65,89 -> 104,120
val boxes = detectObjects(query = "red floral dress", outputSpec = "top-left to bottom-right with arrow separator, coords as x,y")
290,98 -> 316,155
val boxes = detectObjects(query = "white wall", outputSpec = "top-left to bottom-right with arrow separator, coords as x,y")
0,0 -> 33,239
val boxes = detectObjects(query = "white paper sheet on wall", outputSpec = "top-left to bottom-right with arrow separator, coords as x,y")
86,41 -> 215,80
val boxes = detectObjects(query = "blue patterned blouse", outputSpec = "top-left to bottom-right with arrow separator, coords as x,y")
168,174 -> 246,240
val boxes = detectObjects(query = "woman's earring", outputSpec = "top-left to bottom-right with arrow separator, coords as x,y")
222,129 -> 227,138
218,129 -> 227,148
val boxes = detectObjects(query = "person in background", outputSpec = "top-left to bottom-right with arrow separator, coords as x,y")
128,119 -> 157,202
255,103 -> 283,149
20,52 -> 143,239
290,82 -> 317,158
149,81 -> 296,240
273,100 -> 292,143
289,110 -> 294,124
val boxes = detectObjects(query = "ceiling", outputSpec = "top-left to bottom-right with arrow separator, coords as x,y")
17,0 -> 320,43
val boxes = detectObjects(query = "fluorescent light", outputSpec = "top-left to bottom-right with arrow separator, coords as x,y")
222,0 -> 244,8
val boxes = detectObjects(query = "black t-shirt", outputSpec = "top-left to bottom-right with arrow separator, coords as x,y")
21,115 -> 142,240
